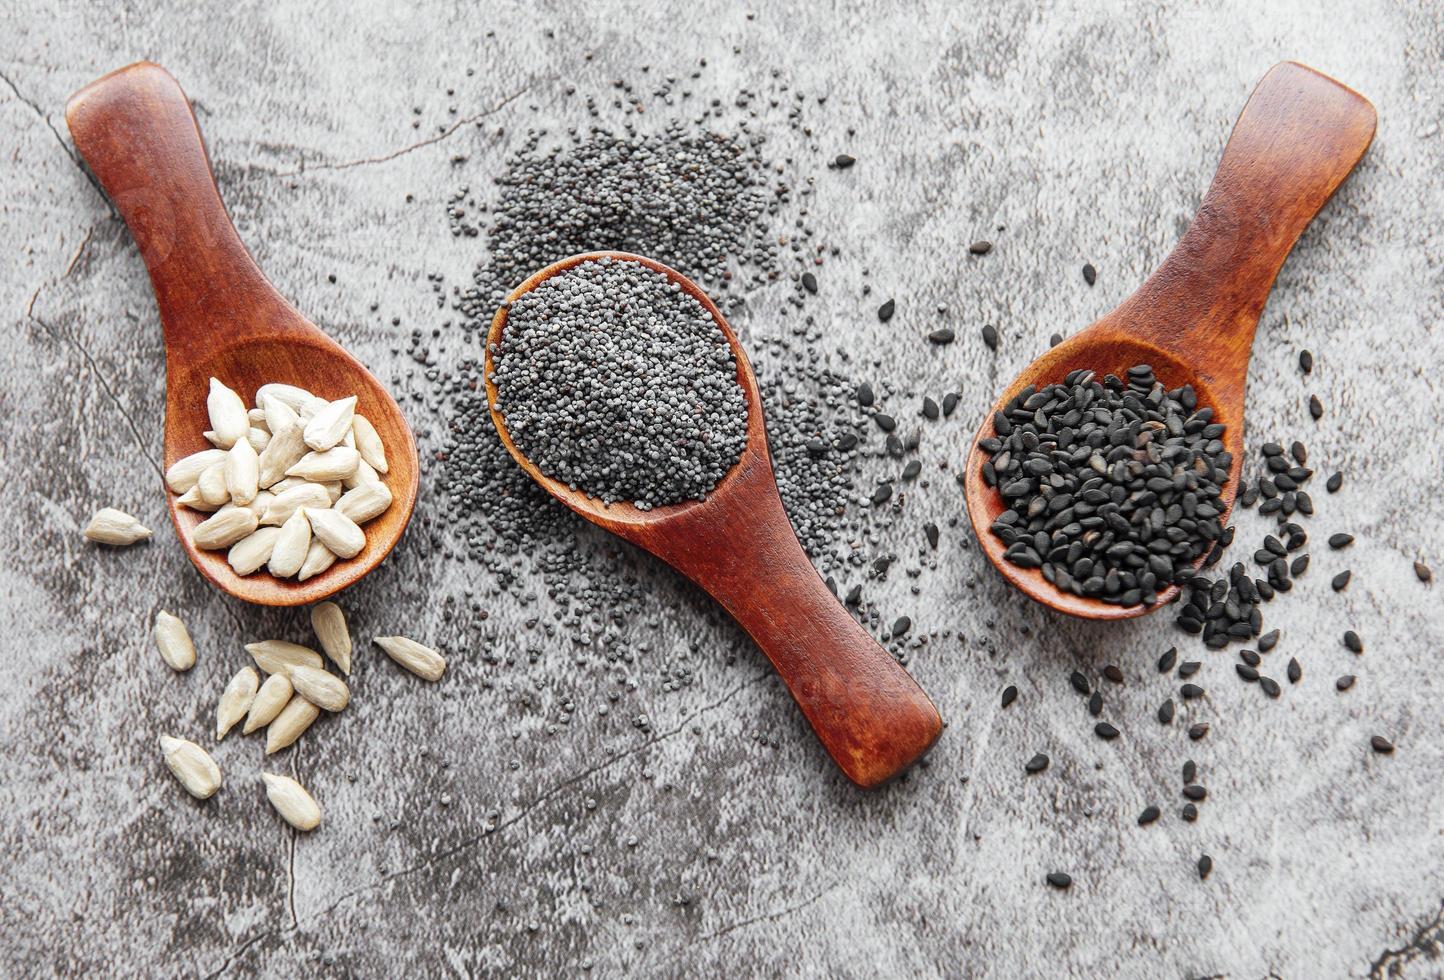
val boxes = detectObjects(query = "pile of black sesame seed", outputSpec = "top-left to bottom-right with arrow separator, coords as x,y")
980,364 -> 1230,606
490,257 -> 749,509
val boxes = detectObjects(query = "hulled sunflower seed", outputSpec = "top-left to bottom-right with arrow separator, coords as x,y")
192,507 -> 259,550
244,673 -> 293,734
256,383 -> 315,415
257,420 -> 307,490
259,391 -> 301,434
159,734 -> 222,799
311,602 -> 352,674
245,639 -> 324,676
260,483 -> 332,526
165,448 -> 228,493
375,635 -> 445,681
343,457 -> 381,490
351,414 -> 388,473
303,396 -> 357,451
305,508 -> 365,559
247,427 -> 270,454
297,395 -> 329,421
206,377 -> 249,448
334,482 -> 393,524
248,407 -> 269,429
84,508 -> 152,546
265,696 -> 320,754
197,461 -> 230,507
297,540 -> 337,581
216,666 -> 259,740
286,447 -> 360,482
261,772 -> 322,831
228,526 -> 282,575
175,485 -> 221,512
289,663 -> 350,712
268,508 -> 311,578
153,610 -> 197,671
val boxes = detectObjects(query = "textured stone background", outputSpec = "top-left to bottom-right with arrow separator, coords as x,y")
2,1 -> 1442,977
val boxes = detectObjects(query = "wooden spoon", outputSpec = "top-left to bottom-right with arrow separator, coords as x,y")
963,62 -> 1376,620
65,63 -> 419,606
485,252 -> 943,788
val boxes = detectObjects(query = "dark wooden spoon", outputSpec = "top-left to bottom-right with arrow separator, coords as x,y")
65,63 -> 419,606
963,62 -> 1376,620
485,251 -> 943,788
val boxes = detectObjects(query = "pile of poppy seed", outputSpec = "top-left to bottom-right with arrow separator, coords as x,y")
489,257 -> 749,509
980,364 -> 1229,606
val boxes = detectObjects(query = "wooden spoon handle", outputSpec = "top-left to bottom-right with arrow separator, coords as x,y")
1124,61 -> 1376,353
66,62 -> 296,357
656,481 -> 943,788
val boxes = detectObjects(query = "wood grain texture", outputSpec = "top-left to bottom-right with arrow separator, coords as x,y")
486,251 -> 942,787
64,63 -> 419,606
1,3 -> 1442,978
964,62 -> 1376,619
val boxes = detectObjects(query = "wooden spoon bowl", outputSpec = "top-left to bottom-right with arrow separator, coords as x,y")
486,251 -> 943,788
964,62 -> 1376,620
65,63 -> 419,606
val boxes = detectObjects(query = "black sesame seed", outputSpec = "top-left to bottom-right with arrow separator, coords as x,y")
857,382 -> 875,407
1343,630 -> 1363,653
834,153 -> 856,169
1103,665 -> 1124,684
1309,394 -> 1323,419
801,271 -> 818,294
1329,533 -> 1354,549
1259,629 -> 1280,651
1069,671 -> 1090,695
1336,674 -> 1355,691
1180,683 -> 1205,700
1287,658 -> 1302,684
1181,803 -> 1198,822
1236,664 -> 1259,682
1025,753 -> 1050,773
1094,722 -> 1119,740
928,328 -> 955,345
1188,723 -> 1209,741
981,324 -> 998,350
1138,806 -> 1160,825
1045,871 -> 1072,889
877,299 -> 896,322
1299,349 -> 1313,374
1082,262 -> 1097,286
1240,649 -> 1260,667
1183,784 -> 1207,801
1158,699 -> 1175,724
921,397 -> 940,420
891,615 -> 911,637
1259,676 -> 1281,698
1198,854 -> 1213,880
1326,471 -> 1343,493
969,240 -> 992,256
1182,760 -> 1196,783
1158,647 -> 1178,673
1416,560 -> 1433,582
1331,570 -> 1351,592
1088,691 -> 1103,717
1370,735 -> 1395,754
1179,661 -> 1201,679
1001,685 -> 1018,708
873,413 -> 897,432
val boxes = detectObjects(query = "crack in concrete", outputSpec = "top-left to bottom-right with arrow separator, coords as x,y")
0,65 -> 114,212
272,86 -> 529,178
1370,898 -> 1444,978
25,297 -> 163,480
699,881 -> 841,942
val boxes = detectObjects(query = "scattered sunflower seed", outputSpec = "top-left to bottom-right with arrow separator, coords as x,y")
84,508 -> 152,546
153,611 -> 197,672
244,673 -> 294,734
375,635 -> 446,681
261,772 -> 322,831
215,667 -> 259,740
265,697 -> 321,754
159,734 -> 221,799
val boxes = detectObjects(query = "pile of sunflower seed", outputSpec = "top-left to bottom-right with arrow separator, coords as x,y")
489,257 -> 749,509
979,365 -> 1230,606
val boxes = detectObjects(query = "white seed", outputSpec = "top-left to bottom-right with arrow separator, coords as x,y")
375,635 -> 445,682
268,508 -> 311,578
228,526 -> 282,575
256,383 -> 315,415
260,483 -> 332,526
165,448 -> 228,493
341,428 -> 356,450
304,395 -> 357,451
244,490 -> 275,519
286,447 -> 360,482
261,773 -> 321,831
244,673 -> 293,733
192,507 -> 258,550
84,508 -> 152,545
203,429 -> 225,448
175,485 -> 221,513
318,480 -> 343,504
310,602 -> 352,674
259,392 -> 301,435
265,696 -> 320,754
245,639 -> 324,676
351,414 -> 388,474
248,407 -> 270,430
153,610 -> 197,671
266,476 -> 307,495
197,461 -> 230,507
305,508 -> 365,559
216,666 -> 259,740
257,419 -> 307,490
297,395 -> 330,422
247,426 -> 271,454
343,457 -> 380,490
206,378 -> 249,448
335,482 -> 392,524
159,734 -> 221,799
225,437 -> 260,505
297,540 -> 337,582
289,663 -> 350,712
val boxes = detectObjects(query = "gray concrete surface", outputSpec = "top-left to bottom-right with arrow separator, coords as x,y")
3,1 -> 1443,977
